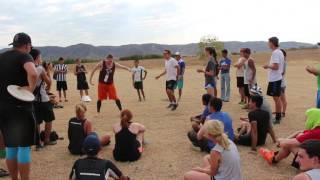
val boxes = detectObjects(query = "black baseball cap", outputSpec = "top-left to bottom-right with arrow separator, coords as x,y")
9,32 -> 32,46
82,133 -> 101,156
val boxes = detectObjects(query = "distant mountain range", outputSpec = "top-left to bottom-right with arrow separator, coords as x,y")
0,41 -> 317,60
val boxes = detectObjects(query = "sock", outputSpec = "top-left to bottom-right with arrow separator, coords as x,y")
115,100 -> 122,111
276,112 -> 281,121
97,100 -> 102,113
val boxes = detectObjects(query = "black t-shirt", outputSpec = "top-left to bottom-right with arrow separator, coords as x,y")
76,65 -> 87,82
248,109 -> 270,145
0,50 -> 33,105
70,157 -> 123,180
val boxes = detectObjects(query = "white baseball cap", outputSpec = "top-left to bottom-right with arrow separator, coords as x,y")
175,52 -> 181,56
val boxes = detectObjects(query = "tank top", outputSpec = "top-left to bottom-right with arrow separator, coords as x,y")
244,59 -> 256,85
68,117 -> 87,155
98,61 -> 115,84
76,65 -> 87,82
113,126 -> 140,162
236,58 -> 245,77
305,169 -> 320,180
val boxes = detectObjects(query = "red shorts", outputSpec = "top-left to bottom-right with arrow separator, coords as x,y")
98,83 -> 119,100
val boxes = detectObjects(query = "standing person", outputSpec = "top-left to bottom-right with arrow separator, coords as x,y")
263,37 -> 284,124
54,57 -> 68,102
198,47 -> 218,97
280,49 -> 287,117
242,48 -> 257,109
184,121 -> 242,180
0,32 -> 37,180
74,58 -> 91,102
131,59 -> 147,101
219,49 -> 232,102
234,48 -> 246,105
293,140 -> 320,180
155,50 -> 180,111
306,64 -> 320,108
175,52 -> 186,101
89,54 -> 131,113
30,49 -> 56,150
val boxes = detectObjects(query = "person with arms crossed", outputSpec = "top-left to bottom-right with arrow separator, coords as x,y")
242,48 -> 257,109
54,57 -> 68,102
219,49 -> 231,102
0,32 -> 38,180
175,52 -> 186,101
263,37 -> 284,124
156,50 -> 180,111
89,54 -> 131,113
234,48 -> 247,105
74,58 -> 91,102
131,59 -> 147,101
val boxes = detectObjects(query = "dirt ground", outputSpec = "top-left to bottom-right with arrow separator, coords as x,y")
3,49 -> 319,180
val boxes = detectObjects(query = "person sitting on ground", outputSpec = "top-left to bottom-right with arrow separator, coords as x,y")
306,64 -> 320,108
293,140 -> 320,180
195,97 -> 235,152
113,109 -> 145,162
235,95 -> 271,151
259,108 -> 320,165
184,121 -> 242,180
188,94 -> 212,152
68,103 -> 110,155
70,133 -> 130,180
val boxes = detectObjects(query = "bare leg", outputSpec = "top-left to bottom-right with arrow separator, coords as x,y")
273,96 -> 282,121
201,155 -> 211,168
85,90 -> 89,96
80,90 -> 83,98
280,93 -> 287,114
239,87 -> 245,102
213,87 -> 217,97
207,88 -> 214,97
274,146 -> 294,162
137,131 -> 144,153
166,89 -> 172,102
63,90 -> 67,101
58,91 -> 62,102
184,170 -> 211,180
44,122 -> 52,144
18,163 -> 30,180
6,159 -> 18,180
137,90 -> 142,101
179,89 -> 182,100
141,89 -> 146,100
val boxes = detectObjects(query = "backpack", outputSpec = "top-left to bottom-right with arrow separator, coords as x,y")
40,130 -> 61,142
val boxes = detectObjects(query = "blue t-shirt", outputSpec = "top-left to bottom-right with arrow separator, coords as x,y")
178,59 -> 186,76
201,106 -> 211,120
206,112 -> 235,149
219,58 -> 231,74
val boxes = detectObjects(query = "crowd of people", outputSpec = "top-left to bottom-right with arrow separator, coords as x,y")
0,32 -> 319,180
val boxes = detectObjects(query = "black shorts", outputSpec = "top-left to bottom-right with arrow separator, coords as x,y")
236,134 -> 252,146
134,82 -> 143,90
34,102 -> 55,124
166,80 -> 177,90
57,81 -> 68,91
77,80 -> 89,90
237,77 -> 244,88
267,80 -> 282,97
0,103 -> 36,147
244,84 -> 250,97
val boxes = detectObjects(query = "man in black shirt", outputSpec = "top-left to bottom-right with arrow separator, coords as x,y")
235,95 -> 270,151
70,133 -> 129,180
0,32 -> 37,180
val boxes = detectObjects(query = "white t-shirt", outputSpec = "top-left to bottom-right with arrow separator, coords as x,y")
132,66 -> 145,82
268,49 -> 284,82
165,57 -> 179,81
236,58 -> 246,77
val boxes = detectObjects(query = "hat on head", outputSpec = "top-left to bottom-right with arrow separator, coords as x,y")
83,133 -> 101,156
175,52 -> 181,56
9,32 -> 32,46
250,85 -> 263,96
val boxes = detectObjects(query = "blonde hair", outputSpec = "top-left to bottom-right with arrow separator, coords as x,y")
75,103 -> 87,115
204,120 -> 230,150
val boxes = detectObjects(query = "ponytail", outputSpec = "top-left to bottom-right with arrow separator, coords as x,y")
120,109 -> 133,128
204,120 -> 230,150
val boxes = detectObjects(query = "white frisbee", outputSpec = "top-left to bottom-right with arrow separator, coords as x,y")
7,85 -> 35,102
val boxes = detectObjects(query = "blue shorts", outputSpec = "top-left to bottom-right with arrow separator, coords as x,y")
6,147 -> 31,164
205,82 -> 216,89
175,79 -> 184,89
317,90 -> 320,108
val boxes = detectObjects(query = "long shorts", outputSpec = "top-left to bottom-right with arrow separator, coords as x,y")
0,103 -> 36,147
176,79 -> 184,89
77,80 -> 89,90
267,80 -> 282,97
34,102 -> 55,124
134,81 -> 143,90
244,84 -> 250,97
98,83 -> 119,100
237,77 -> 244,88
57,81 -> 68,91
166,80 -> 177,90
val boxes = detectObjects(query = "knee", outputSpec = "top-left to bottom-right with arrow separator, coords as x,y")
100,135 -> 111,146
183,171 -> 193,180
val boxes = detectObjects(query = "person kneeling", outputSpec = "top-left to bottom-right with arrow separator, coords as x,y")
70,133 -> 130,180
235,95 -> 271,151
113,109 -> 145,162
68,103 -> 110,155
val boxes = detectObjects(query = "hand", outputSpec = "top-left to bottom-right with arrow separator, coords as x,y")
155,76 -> 160,80
197,69 -> 204,73
263,65 -> 269,69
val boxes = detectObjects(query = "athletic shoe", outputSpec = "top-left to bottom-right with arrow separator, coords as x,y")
272,118 -> 281,124
259,148 -> 275,165
167,104 -> 173,108
44,141 -> 57,146
171,104 -> 178,111
35,144 -> 44,151
224,100 -> 229,102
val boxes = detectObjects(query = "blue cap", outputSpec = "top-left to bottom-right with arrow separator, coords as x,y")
83,133 -> 100,156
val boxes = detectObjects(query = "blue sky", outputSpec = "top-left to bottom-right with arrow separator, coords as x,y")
0,0 -> 319,48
